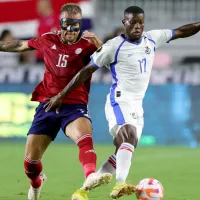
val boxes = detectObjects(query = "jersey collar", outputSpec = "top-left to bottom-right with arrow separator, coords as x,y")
120,34 -> 143,46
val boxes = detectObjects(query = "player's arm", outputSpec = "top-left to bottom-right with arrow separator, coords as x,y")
172,22 -> 200,40
0,40 -> 32,52
44,62 -> 98,113
62,62 -> 97,96
83,30 -> 103,48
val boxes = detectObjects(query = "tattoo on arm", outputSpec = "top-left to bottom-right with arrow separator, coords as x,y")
0,40 -> 30,52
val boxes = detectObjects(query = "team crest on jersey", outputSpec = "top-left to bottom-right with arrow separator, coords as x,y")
75,48 -> 82,54
145,46 -> 151,54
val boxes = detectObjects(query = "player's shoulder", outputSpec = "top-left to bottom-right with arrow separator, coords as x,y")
93,35 -> 124,55
103,35 -> 124,50
40,31 -> 60,40
143,30 -> 166,44
143,29 -> 171,38
37,31 -> 61,46
108,35 -> 123,44
143,30 -> 158,38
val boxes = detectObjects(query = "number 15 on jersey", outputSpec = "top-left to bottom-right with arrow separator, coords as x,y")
56,54 -> 69,67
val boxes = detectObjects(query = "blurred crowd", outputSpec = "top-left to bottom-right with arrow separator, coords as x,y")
0,0 -> 200,85
0,0 -> 60,66
0,0 -> 123,68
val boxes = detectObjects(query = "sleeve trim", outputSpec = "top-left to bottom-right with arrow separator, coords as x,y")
90,55 -> 100,69
167,29 -> 175,43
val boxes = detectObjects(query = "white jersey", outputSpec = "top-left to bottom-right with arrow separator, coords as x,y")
91,29 -> 174,139
91,29 -> 174,102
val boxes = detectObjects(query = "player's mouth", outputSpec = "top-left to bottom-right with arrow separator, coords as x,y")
133,31 -> 141,36
66,33 -> 75,36
65,34 -> 76,40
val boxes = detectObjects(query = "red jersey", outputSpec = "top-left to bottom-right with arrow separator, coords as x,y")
36,14 -> 60,61
28,31 -> 97,104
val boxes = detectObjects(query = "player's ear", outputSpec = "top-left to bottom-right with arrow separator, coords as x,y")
122,19 -> 125,25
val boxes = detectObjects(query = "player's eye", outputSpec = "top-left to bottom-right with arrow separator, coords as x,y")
128,20 -> 136,25
62,22 -> 68,27
131,22 -> 135,25
72,23 -> 79,27
124,19 -> 134,25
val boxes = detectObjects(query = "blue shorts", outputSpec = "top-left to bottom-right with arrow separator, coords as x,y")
28,103 -> 91,141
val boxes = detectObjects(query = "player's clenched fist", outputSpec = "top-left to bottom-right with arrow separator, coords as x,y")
83,30 -> 102,48
43,94 -> 63,114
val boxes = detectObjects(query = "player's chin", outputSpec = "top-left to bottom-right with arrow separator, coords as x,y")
131,34 -> 142,40
65,36 -> 76,42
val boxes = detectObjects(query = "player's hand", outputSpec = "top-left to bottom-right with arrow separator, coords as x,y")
83,30 -> 102,48
43,94 -> 63,114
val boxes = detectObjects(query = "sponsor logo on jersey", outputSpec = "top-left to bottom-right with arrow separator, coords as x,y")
77,108 -> 85,113
131,112 -> 137,119
127,53 -> 133,57
75,48 -> 82,54
51,45 -> 57,50
77,108 -> 90,118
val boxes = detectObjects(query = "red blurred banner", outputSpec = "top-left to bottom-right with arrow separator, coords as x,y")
0,0 -> 92,38
0,0 -> 82,23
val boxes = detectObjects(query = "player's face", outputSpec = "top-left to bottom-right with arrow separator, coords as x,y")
123,13 -> 144,41
60,12 -> 82,43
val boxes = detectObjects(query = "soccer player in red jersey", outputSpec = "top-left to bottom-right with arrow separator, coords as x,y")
0,3 -> 112,200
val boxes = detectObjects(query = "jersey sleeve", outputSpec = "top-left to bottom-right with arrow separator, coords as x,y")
90,40 -> 115,69
144,29 -> 174,48
28,35 -> 44,50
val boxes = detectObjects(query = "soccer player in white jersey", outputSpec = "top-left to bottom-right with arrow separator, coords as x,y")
44,6 -> 200,200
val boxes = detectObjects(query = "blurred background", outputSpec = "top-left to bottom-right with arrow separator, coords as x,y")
0,0 -> 200,147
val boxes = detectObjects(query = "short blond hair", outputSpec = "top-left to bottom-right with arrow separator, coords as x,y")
61,3 -> 82,16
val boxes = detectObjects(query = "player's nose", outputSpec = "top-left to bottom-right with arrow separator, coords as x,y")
134,22 -> 141,29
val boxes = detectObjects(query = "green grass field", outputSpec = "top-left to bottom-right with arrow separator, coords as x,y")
0,143 -> 199,200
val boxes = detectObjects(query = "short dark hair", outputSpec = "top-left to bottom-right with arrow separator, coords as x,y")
124,6 -> 144,15
61,3 -> 82,16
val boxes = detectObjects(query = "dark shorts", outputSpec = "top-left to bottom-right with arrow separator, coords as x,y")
28,103 -> 91,141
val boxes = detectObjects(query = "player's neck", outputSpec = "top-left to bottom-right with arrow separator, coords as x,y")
124,34 -> 142,43
67,41 -> 76,44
